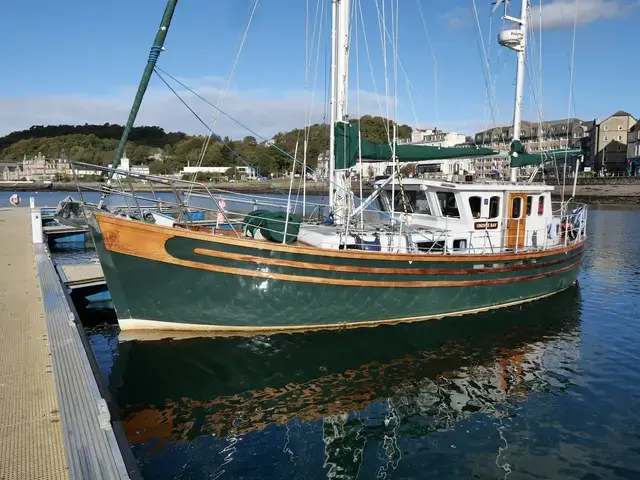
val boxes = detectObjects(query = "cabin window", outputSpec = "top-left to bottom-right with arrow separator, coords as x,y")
414,193 -> 432,215
526,196 -> 533,216
489,196 -> 500,219
392,190 -> 416,213
469,196 -> 482,219
436,192 -> 460,218
386,190 -> 431,215
511,197 -> 522,219
538,196 -> 545,216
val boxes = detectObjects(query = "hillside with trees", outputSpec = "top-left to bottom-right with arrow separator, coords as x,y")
0,116 -> 411,177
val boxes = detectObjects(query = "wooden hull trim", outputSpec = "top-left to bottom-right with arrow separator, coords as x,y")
95,212 -> 586,263
117,284 -> 576,335
126,253 -> 582,287
194,246 -> 584,276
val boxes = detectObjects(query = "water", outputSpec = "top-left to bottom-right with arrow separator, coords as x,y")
55,204 -> 640,479
0,190 -> 331,211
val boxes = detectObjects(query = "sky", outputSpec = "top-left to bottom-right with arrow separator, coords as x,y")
1,0 -> 639,139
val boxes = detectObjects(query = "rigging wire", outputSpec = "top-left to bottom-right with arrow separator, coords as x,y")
153,67 -> 288,198
355,0 -> 364,229
562,0 -> 579,204
155,66 -> 435,237
470,0 -> 503,141
185,0 -> 259,200
356,0 -> 389,137
304,0 -> 328,206
415,0 -> 438,126
154,66 -> 364,208
377,0 -> 392,142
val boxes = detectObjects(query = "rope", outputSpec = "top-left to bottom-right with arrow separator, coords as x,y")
148,45 -> 162,64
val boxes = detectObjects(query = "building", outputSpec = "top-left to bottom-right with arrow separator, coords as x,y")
180,165 -> 256,179
108,154 -> 150,179
316,151 -> 330,179
473,118 -> 587,152
471,118 -> 591,177
627,122 -> 640,160
590,111 -> 637,174
130,164 -> 150,176
1,164 -> 23,181
21,153 -> 71,181
400,129 -> 467,148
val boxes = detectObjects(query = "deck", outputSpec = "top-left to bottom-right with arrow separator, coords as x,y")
57,263 -> 105,289
0,207 -> 131,479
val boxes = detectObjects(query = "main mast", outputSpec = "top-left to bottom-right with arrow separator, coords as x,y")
329,0 -> 351,225
496,0 -> 530,182
99,0 -> 178,207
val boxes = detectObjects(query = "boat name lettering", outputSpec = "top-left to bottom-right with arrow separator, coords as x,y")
474,221 -> 498,230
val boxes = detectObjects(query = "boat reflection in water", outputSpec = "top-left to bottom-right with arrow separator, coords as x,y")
108,287 -> 582,478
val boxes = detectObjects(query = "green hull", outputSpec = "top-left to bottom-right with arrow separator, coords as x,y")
89,214 -> 585,332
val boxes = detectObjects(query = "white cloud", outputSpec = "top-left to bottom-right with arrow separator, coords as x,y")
0,77 -> 392,140
530,0 -> 639,30
441,7 -> 469,29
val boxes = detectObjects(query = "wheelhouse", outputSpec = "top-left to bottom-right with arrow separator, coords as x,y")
375,176 -> 559,253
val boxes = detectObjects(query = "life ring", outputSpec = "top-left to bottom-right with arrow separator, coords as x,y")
9,194 -> 21,206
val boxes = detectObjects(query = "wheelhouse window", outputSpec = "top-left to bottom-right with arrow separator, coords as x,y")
538,196 -> 545,216
392,190 -> 416,212
469,196 -> 482,219
385,190 -> 432,215
526,196 -> 533,216
414,193 -> 432,215
511,197 -> 522,219
436,192 -> 460,218
489,196 -> 500,219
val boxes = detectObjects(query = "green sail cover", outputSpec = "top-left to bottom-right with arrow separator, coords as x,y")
242,210 -> 301,244
509,140 -> 583,168
335,122 -> 499,170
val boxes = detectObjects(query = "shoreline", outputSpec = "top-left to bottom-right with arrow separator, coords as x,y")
2,181 -> 640,205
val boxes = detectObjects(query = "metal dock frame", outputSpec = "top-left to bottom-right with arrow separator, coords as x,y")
35,240 -> 135,478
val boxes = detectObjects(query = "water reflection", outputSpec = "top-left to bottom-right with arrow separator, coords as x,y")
106,287 -> 582,478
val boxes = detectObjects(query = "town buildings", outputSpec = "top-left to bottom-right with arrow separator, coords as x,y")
107,153 -> 150,178
588,111 -> 637,174
628,122 -> 640,160
1,163 -> 23,181
400,129 -> 467,148
180,165 -> 256,179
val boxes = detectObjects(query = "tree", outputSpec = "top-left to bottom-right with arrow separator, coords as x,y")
243,135 -> 257,146
400,163 -> 416,177
149,160 -> 173,175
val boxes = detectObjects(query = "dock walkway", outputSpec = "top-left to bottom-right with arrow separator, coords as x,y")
0,208 -> 129,479
0,208 -> 68,479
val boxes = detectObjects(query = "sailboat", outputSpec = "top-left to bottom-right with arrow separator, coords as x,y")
71,0 -> 588,333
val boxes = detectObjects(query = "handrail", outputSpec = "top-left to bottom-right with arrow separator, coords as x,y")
69,161 -> 587,255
